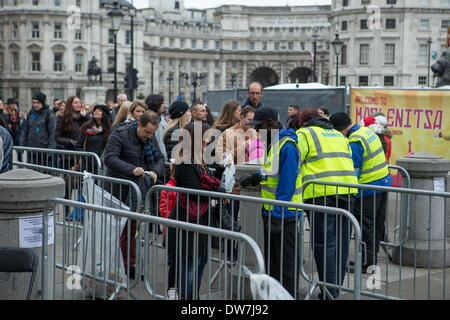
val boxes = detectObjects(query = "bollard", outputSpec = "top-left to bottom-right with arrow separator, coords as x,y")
0,169 -> 65,300
393,152 -> 450,267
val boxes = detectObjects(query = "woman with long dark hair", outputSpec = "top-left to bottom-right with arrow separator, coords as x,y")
75,104 -> 112,174
55,95 -> 89,168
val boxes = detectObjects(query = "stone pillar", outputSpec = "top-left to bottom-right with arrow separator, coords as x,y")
230,164 -> 264,298
392,152 -> 450,267
0,169 -> 65,300
82,86 -> 107,105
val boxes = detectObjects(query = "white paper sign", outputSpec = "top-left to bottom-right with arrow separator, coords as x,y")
19,214 -> 54,248
433,177 -> 445,193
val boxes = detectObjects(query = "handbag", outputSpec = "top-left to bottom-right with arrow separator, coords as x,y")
210,201 -> 241,232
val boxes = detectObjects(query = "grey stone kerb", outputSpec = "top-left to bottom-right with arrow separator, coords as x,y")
0,169 -> 65,213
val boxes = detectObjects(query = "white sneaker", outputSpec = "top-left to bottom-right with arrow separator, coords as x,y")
167,287 -> 179,300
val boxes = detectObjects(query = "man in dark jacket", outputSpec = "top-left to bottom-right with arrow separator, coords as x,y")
241,82 -> 264,109
103,110 -> 165,278
0,125 -> 13,173
20,93 -> 56,165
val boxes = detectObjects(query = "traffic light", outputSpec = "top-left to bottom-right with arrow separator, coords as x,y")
124,73 -> 131,90
131,68 -> 138,90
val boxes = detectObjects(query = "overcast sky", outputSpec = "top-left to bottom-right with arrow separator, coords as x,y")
133,0 -> 331,9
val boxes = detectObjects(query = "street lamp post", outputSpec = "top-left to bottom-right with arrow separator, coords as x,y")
129,6 -> 136,101
331,33 -> 343,87
167,73 -> 174,106
312,29 -> 318,83
427,37 -> 432,87
150,57 -> 155,94
107,2 -> 125,103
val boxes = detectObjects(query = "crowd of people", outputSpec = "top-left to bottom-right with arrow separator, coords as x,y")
0,80 -> 394,300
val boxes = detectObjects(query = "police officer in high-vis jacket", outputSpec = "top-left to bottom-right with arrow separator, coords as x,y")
239,106 -> 302,298
290,108 -> 358,300
330,112 -> 392,274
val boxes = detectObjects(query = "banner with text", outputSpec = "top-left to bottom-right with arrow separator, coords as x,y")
350,88 -> 450,165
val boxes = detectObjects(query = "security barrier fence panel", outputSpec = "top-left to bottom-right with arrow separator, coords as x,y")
302,180 -> 450,300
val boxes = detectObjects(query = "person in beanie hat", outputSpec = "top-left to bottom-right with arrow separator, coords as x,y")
239,106 -> 302,297
75,104 -> 112,174
330,112 -> 392,274
20,92 -> 57,165
163,101 -> 191,160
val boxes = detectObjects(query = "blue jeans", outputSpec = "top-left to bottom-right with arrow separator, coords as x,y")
306,196 -> 353,298
180,255 -> 208,299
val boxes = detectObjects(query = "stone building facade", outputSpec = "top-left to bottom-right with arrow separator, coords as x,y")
330,0 -> 450,87
0,0 -> 448,109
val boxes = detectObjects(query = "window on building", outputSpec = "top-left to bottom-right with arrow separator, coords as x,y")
386,18 -> 396,29
168,58 -> 173,67
288,42 -> 294,50
75,27 -> 82,40
75,53 -> 83,73
360,44 -> 369,64
386,0 -> 396,4
420,19 -> 430,30
359,76 -> 369,86
341,20 -> 348,31
32,0 -> 39,5
159,58 -> 164,66
232,41 -> 238,50
418,44 -> 428,65
360,19 -> 368,30
12,88 -> 19,100
215,41 -> 220,50
250,41 -> 255,50
361,0 -> 371,4
126,30 -> 131,45
341,45 -> 347,65
420,0 -> 429,5
54,0 -> 61,6
300,42 -> 305,51
180,39 -> 185,48
215,60 -> 220,68
191,39 -> 196,49
202,60 -> 208,68
231,61 -> 237,69
343,0 -> 348,6
108,30 -> 115,44
340,76 -> 346,86
385,44 -> 395,64
54,52 -> 63,72
12,22 -> 19,40
444,0 -> 450,5
12,51 -> 19,72
31,22 -> 40,38
31,52 -> 40,71
384,76 -> 394,86
262,41 -> 267,51
191,59 -> 196,68
214,74 -> 220,88
107,56 -> 114,73
274,42 -> 280,51
418,76 -> 427,85
169,38 -> 174,47
175,1 -> 180,9
442,20 -> 450,29
54,23 -> 63,39
203,40 -> 208,49
76,0 -> 81,7
54,88 -> 65,100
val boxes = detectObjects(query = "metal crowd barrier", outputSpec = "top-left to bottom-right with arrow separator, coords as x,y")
13,161 -> 146,298
39,198 -> 266,300
13,146 -> 102,174
145,185 -> 363,300
302,179 -> 450,300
